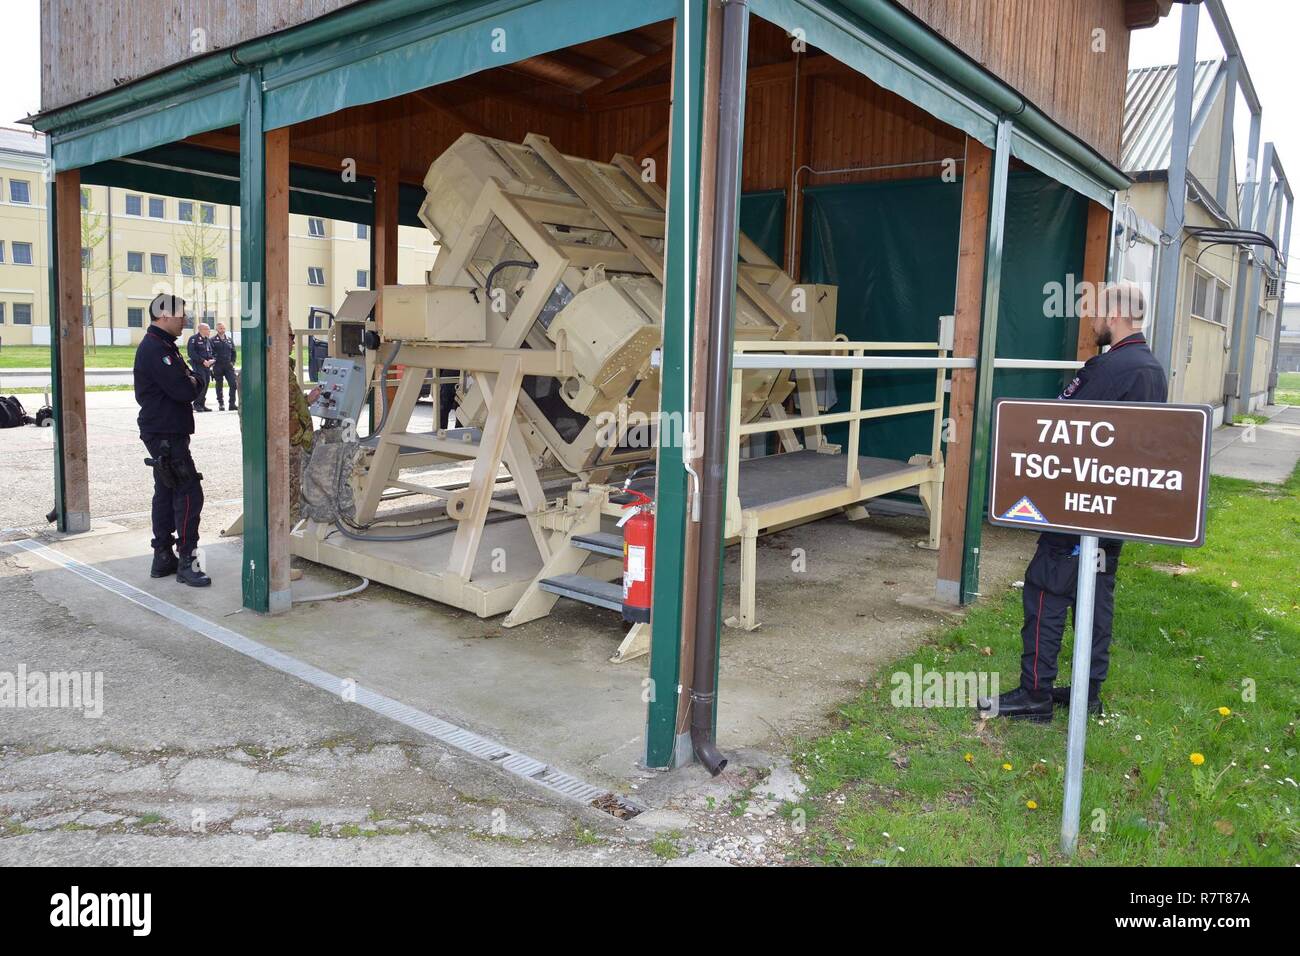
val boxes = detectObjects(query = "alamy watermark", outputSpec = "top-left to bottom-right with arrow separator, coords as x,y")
0,665 -> 104,718
890,664 -> 999,711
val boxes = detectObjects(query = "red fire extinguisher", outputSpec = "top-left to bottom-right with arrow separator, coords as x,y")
618,489 -> 654,623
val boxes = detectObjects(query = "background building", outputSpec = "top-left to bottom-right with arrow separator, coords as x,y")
0,125 -> 437,349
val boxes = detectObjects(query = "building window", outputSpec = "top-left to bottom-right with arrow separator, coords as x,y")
307,310 -> 325,330
81,247 -> 92,267
178,201 -> 194,222
148,197 -> 165,219
180,256 -> 195,277
150,253 -> 168,275
357,223 -> 369,239
80,188 -> 90,210
0,241 -> 6,263
307,267 -> 325,286
13,303 -> 32,325
200,204 -> 215,224
127,251 -> 143,273
307,218 -> 326,237
12,242 -> 33,265
203,258 -> 218,278
203,310 -> 217,323
356,269 -> 369,288
82,305 -> 93,326
1212,279 -> 1229,326
0,303 -> 5,324
1259,307 -> 1275,340
9,179 -> 30,204
125,194 -> 142,216
127,307 -> 144,328
183,311 -> 195,331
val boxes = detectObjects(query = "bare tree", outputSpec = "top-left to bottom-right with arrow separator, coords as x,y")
79,190 -> 127,353
174,204 -> 225,323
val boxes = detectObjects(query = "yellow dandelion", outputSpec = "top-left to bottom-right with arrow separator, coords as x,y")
1217,707 -> 1231,717
1190,752 -> 1206,766
964,753 -> 973,763
1026,800 -> 1038,810
1002,762 -> 1013,771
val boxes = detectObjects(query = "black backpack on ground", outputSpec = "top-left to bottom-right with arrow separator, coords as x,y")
0,396 -> 34,428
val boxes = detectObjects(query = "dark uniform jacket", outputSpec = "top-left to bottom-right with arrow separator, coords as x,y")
1044,331 -> 1168,552
187,331 -> 214,370
211,332 -> 237,368
134,325 -> 197,436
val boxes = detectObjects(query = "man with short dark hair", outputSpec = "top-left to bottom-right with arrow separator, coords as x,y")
980,282 -> 1165,721
133,294 -> 211,587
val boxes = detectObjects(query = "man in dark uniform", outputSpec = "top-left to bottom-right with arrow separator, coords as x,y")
980,281 -> 1166,721
134,294 -> 212,587
210,321 -> 239,412
186,322 -> 216,412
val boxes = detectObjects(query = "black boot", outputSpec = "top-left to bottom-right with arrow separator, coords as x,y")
1051,682 -> 1104,716
150,542 -> 179,579
176,552 -> 212,587
978,686 -> 1053,722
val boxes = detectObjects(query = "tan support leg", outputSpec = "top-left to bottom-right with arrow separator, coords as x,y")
610,621 -> 651,664
353,370 -> 424,523
724,510 -> 761,631
912,454 -> 942,551
447,356 -> 525,580
502,494 -> 602,627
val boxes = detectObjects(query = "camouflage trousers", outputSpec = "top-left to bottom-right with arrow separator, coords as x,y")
289,444 -> 304,526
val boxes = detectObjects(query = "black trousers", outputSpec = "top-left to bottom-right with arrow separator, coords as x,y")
1020,538 -> 1119,692
212,363 -> 238,408
142,434 -> 204,557
192,368 -> 211,409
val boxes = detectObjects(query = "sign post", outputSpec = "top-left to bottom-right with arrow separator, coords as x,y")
988,399 -> 1212,857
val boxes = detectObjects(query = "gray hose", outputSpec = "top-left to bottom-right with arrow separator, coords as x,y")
292,573 -> 370,604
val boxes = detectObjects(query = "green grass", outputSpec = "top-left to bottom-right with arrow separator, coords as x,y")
0,344 -> 137,369
1277,372 -> 1300,407
7,385 -> 132,394
1234,414 -> 1269,426
796,465 -> 1300,866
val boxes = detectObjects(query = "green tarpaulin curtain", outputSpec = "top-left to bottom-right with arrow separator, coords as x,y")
739,171 -> 1087,463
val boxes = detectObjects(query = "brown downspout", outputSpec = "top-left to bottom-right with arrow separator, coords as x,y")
690,0 -> 749,775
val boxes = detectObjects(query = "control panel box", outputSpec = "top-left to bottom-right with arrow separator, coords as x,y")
381,283 -> 487,342
310,358 -> 367,423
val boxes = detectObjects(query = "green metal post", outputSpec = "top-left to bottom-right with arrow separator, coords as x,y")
959,117 -> 1012,604
240,69 -> 271,612
45,172 -> 68,531
644,0 -> 710,769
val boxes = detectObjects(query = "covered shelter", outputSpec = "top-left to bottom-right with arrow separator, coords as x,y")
32,0 -> 1165,774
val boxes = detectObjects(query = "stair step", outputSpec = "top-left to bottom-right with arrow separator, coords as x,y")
539,574 -> 624,612
571,532 -> 624,557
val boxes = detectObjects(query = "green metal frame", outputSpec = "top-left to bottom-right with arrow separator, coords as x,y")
959,117 -> 1012,604
239,71 -> 271,613
644,0 -> 709,769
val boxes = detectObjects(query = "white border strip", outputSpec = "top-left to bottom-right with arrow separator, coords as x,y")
9,539 -> 618,809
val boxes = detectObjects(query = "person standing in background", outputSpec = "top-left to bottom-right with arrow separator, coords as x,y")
210,322 -> 239,412
187,322 -> 216,412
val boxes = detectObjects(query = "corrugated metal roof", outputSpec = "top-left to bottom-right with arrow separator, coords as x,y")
0,125 -> 46,157
1122,60 -> 1223,174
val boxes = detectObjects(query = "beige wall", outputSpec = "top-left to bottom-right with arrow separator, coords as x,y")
0,149 -> 438,350
0,154 -> 48,345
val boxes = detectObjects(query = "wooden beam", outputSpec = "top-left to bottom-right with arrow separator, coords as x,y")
55,170 -> 90,532
182,131 -> 426,187
936,137 -> 991,604
265,128 -> 291,610
585,53 -> 838,112
1077,200 -> 1111,360
411,89 -> 496,138
581,45 -> 673,101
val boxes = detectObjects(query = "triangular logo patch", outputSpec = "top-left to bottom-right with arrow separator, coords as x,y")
1001,496 -> 1047,523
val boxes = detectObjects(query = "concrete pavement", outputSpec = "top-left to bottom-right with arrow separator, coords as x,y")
1210,404 -> 1300,484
